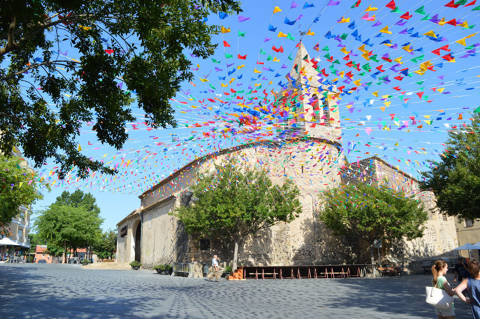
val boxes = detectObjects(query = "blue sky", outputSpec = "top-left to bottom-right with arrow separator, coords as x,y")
30,0 -> 480,231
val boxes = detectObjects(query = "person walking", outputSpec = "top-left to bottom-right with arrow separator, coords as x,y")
455,258 -> 469,283
432,260 -> 456,319
455,259 -> 480,318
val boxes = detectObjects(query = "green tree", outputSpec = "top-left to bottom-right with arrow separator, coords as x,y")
0,0 -> 241,177
35,190 -> 103,262
172,160 -> 302,271
319,183 -> 428,262
0,154 -> 42,226
94,230 -> 116,260
420,113 -> 480,220
55,190 -> 100,216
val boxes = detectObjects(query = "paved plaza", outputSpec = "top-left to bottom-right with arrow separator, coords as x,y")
0,263 -> 474,319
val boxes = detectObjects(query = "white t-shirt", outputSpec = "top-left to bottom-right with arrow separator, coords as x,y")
212,258 -> 218,267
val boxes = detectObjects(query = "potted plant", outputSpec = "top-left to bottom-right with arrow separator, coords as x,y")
164,264 -> 173,275
154,264 -> 173,275
130,260 -> 141,270
222,265 -> 232,277
153,264 -> 165,274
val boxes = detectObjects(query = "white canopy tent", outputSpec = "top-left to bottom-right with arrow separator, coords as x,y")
0,237 -> 21,246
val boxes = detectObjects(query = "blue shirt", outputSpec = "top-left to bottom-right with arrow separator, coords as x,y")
468,278 -> 480,319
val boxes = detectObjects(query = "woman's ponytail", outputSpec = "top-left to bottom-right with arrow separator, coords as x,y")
432,260 -> 447,286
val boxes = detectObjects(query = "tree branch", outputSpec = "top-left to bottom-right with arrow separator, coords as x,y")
0,13 -> 92,59
0,16 -> 17,56
14,60 -> 77,76
19,78 -> 46,101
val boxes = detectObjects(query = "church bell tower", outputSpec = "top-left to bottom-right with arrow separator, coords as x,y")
277,42 -> 341,142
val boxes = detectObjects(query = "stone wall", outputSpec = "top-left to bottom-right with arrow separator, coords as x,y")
117,149 -> 459,267
455,217 -> 480,259
117,138 -> 345,266
116,214 -> 139,264
140,196 -> 181,267
404,191 -> 458,259
373,160 -> 458,258
140,168 -> 196,208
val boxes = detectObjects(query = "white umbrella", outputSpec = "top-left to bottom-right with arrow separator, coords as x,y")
0,237 -> 21,246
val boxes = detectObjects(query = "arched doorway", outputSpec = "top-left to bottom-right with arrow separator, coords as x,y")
134,222 -> 141,262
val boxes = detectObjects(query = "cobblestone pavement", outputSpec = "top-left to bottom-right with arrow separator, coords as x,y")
0,263 -> 474,319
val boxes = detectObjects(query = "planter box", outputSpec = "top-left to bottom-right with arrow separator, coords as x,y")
155,269 -> 172,275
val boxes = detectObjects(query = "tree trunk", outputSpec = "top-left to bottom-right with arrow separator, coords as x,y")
232,240 -> 239,272
63,242 -> 67,264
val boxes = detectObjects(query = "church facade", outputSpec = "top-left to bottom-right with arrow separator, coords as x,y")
116,44 -> 458,268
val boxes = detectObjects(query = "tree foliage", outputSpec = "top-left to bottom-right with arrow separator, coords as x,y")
55,190 -> 100,215
420,113 -> 480,220
172,159 -> 302,268
0,0 -> 241,177
319,183 -> 428,261
0,154 -> 42,226
35,190 -> 103,258
94,230 -> 116,260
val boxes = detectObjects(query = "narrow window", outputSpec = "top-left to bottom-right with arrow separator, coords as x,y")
323,102 -> 330,125
311,94 -> 320,122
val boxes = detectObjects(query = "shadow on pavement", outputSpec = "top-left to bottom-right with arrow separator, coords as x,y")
0,264 -> 171,319
329,274 -> 473,319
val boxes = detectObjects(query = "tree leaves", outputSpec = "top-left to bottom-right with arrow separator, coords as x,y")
172,159 -> 302,245
319,183 -> 428,261
35,190 -> 103,255
0,0 -> 241,177
421,113 -> 480,219
0,155 -> 42,225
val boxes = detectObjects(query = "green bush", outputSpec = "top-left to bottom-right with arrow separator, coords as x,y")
130,260 -> 141,269
153,264 -> 172,273
81,259 -> 91,266
224,265 -> 232,274
153,264 -> 166,271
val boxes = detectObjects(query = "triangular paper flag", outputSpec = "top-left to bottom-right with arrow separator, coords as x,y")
380,26 -> 392,34
386,0 -> 396,10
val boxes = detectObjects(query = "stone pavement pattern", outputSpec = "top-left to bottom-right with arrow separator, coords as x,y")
0,264 -> 474,319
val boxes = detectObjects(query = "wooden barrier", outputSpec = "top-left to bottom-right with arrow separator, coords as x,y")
242,264 -> 370,280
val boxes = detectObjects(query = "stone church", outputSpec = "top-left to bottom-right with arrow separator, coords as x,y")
116,44 -> 458,268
